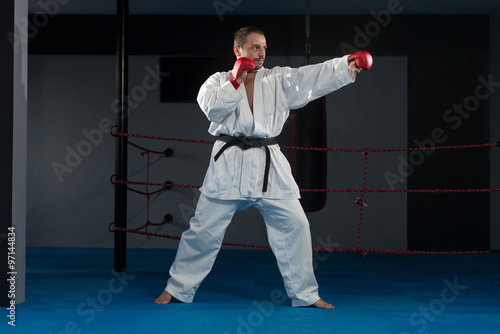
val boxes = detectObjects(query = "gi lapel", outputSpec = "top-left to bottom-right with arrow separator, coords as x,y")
251,68 -> 264,136
238,83 -> 255,136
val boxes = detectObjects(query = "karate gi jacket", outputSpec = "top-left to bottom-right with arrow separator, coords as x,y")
196,55 -> 355,200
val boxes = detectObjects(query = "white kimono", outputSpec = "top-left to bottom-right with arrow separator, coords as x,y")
165,56 -> 356,306
197,55 -> 355,200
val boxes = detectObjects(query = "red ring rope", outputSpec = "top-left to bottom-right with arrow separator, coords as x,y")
113,179 -> 500,194
114,131 -> 498,152
112,132 -> 497,255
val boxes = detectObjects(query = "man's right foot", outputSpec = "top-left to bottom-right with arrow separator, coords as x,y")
154,290 -> 174,305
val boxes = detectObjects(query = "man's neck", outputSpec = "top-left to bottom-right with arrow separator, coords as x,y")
244,71 -> 256,83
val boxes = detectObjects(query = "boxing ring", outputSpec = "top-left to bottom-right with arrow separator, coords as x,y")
109,130 -> 499,259
108,0 -> 498,274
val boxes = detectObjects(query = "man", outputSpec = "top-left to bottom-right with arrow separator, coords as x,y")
155,26 -> 369,309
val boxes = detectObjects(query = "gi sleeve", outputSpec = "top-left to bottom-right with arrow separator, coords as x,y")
281,55 -> 355,110
197,72 -> 243,123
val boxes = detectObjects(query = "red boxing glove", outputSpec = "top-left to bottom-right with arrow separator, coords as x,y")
348,51 -> 373,71
229,57 -> 255,89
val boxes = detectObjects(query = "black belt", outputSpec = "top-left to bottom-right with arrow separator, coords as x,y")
214,135 -> 278,192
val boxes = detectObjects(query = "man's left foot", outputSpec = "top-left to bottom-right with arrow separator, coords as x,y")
311,299 -> 334,309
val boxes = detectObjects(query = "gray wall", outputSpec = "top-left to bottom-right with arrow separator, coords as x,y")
491,6 -> 500,250
12,0 -> 28,303
1,0 -> 28,307
13,0 -> 28,304
27,54 -> 405,250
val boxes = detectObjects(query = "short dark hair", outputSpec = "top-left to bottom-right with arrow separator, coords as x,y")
234,26 -> 265,47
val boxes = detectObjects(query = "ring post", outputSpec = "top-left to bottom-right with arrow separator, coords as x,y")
114,0 -> 129,273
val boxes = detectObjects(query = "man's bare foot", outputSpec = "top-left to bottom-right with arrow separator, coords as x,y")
311,299 -> 334,309
154,290 -> 174,305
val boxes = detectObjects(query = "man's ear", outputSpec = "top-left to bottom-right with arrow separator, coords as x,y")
233,46 -> 241,57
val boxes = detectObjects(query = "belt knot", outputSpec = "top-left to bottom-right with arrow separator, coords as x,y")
214,135 -> 278,192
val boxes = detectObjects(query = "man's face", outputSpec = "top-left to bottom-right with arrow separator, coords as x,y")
235,32 -> 267,70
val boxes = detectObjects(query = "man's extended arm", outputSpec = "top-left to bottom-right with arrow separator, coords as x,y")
282,55 -> 354,110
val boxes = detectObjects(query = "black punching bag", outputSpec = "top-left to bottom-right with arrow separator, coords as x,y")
288,97 -> 327,212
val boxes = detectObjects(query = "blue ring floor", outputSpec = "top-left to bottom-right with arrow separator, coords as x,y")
2,247 -> 500,334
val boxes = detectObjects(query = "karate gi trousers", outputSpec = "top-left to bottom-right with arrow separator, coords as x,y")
165,193 -> 320,307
